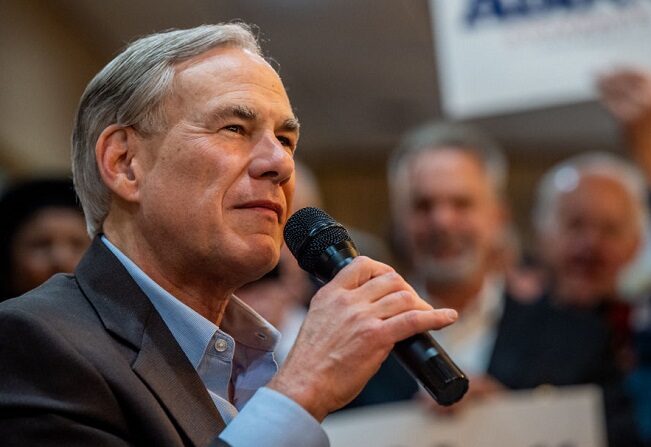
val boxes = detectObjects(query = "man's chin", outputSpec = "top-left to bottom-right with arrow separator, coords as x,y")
418,256 -> 479,285
231,235 -> 280,272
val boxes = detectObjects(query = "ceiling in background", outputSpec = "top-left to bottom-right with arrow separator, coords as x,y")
47,0 -> 623,162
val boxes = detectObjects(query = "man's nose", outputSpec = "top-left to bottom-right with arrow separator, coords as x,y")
428,204 -> 457,228
249,132 -> 294,186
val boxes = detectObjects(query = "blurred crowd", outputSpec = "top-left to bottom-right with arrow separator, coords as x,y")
3,67 -> 651,446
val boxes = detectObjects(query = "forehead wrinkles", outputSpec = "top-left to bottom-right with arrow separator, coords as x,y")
170,50 -> 293,124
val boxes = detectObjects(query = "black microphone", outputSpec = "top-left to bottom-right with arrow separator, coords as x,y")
283,207 -> 469,406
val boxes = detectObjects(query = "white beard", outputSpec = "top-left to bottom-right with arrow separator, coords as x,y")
415,249 -> 482,285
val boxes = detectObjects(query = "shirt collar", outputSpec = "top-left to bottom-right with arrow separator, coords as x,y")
412,273 -> 506,375
100,235 -> 280,367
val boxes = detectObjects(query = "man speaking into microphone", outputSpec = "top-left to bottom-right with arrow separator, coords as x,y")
0,23 -> 458,446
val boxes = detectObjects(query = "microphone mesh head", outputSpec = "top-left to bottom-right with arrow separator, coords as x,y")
284,207 -> 352,273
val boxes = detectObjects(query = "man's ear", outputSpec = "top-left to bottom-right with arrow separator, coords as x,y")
95,124 -> 142,203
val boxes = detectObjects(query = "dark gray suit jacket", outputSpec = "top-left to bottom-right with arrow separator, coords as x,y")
0,237 -> 229,446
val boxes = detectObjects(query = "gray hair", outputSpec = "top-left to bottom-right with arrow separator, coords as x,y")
72,23 -> 262,236
387,122 -> 508,211
533,151 -> 648,234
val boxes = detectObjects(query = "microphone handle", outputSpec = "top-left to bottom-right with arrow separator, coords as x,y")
313,241 -> 468,406
393,332 -> 468,406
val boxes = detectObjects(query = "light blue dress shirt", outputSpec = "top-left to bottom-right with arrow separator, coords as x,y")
101,236 -> 328,447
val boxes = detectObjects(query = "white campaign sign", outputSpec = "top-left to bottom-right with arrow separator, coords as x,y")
323,385 -> 606,447
431,0 -> 651,118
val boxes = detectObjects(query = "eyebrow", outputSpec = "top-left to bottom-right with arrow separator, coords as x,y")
211,104 -> 256,123
211,104 -> 300,133
281,117 -> 300,133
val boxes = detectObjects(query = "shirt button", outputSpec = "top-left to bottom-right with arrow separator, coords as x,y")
214,338 -> 228,352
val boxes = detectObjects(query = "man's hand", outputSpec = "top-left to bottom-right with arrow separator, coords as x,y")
597,67 -> 651,128
597,67 -> 651,185
267,256 -> 458,421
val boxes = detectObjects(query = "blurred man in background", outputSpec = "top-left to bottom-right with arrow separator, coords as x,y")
531,150 -> 647,446
387,122 -> 510,389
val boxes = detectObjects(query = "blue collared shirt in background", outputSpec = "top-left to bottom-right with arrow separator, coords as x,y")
102,236 -> 328,447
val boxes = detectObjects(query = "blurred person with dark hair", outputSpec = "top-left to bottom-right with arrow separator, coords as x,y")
346,121 -> 638,446
0,178 -> 89,302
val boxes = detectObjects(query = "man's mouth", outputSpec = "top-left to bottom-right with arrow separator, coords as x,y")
236,200 -> 284,222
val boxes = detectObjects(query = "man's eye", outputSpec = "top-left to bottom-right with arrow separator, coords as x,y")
223,124 -> 244,134
277,136 -> 294,148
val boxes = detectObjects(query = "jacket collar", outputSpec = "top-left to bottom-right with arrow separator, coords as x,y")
75,236 -> 226,445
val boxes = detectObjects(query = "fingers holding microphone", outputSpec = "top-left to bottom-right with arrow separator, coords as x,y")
268,255 -> 457,421
356,266 -> 458,337
311,256 -> 458,344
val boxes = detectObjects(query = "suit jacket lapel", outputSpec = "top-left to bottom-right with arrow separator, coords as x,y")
76,237 -> 226,446
134,311 -> 226,446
